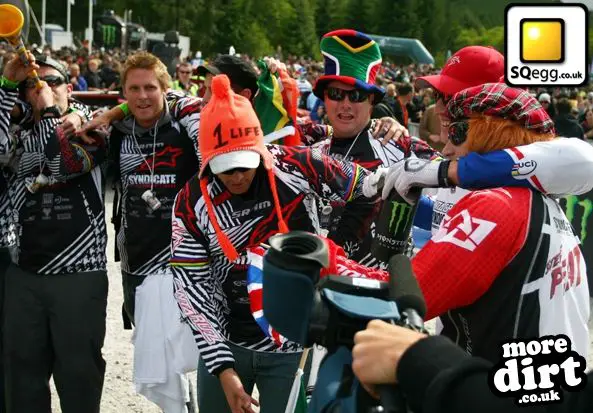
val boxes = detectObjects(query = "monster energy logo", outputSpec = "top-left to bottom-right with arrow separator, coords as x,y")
102,25 -> 117,46
564,195 -> 593,242
388,201 -> 413,235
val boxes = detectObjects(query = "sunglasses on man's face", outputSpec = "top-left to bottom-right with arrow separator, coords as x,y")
25,75 -> 66,89
448,121 -> 469,146
179,71 -> 192,75
326,87 -> 370,103
221,167 -> 251,176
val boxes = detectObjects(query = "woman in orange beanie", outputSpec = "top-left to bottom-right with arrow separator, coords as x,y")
170,74 -> 380,413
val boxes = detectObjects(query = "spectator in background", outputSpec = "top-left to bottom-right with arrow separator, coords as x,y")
392,83 -> 414,127
171,62 -> 199,96
85,59 -> 102,90
581,108 -> 593,141
586,91 -> 593,111
419,97 -> 443,151
554,97 -> 585,139
538,92 -> 556,118
576,90 -> 587,115
372,84 -> 397,119
100,54 -> 120,90
383,83 -> 398,114
69,63 -> 88,91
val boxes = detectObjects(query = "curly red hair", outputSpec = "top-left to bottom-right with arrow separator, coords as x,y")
465,116 -> 554,154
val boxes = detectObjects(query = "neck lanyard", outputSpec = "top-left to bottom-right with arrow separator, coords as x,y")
131,118 -> 159,192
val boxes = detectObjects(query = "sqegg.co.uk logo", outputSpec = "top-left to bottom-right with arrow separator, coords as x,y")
505,3 -> 588,87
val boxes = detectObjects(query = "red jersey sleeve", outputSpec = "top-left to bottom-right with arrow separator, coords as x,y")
412,188 -> 531,320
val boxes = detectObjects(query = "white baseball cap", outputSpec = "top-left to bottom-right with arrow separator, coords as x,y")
209,150 -> 261,174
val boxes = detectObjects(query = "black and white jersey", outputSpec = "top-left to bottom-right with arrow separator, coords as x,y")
314,125 -> 437,267
170,144 -> 378,375
114,92 -> 202,276
0,85 -> 107,274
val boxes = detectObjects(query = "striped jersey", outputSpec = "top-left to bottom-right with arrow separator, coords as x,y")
0,85 -> 107,274
314,124 -> 436,267
113,91 -> 202,276
170,144 -> 377,375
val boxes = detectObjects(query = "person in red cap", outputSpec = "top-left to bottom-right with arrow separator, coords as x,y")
170,74 -> 380,413
410,83 -> 590,363
367,46 -> 593,241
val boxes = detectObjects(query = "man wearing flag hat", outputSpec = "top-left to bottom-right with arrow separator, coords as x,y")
311,29 -> 437,268
169,74 -> 380,413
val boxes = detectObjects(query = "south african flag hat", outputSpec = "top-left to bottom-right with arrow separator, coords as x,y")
313,29 -> 384,102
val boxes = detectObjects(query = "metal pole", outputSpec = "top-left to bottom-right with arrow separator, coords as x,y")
27,1 -> 45,46
67,0 -> 71,33
87,0 -> 93,53
41,0 -> 46,46
176,0 -> 179,31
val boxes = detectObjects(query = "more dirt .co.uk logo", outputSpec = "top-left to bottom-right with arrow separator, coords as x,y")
488,335 -> 587,406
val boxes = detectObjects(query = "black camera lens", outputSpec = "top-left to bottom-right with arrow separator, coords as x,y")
266,231 -> 329,278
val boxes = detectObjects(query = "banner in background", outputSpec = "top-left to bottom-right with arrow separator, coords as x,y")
561,189 -> 593,296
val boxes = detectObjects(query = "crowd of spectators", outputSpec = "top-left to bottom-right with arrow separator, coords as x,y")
2,41 -> 593,146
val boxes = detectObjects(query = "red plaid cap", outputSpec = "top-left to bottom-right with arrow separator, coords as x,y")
446,83 -> 555,134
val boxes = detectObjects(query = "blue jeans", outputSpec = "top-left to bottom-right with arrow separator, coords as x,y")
197,342 -> 311,413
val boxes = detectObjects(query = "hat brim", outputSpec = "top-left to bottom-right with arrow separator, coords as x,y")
313,75 -> 385,102
209,150 -> 261,174
196,64 -> 220,78
415,74 -> 474,97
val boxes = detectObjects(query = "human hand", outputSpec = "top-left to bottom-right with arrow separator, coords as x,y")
371,117 -> 410,146
29,81 -> 55,112
2,52 -> 39,83
263,57 -> 286,74
381,157 -> 444,202
60,111 -> 86,139
352,320 -> 426,395
75,107 -> 118,143
219,369 -> 259,413
362,167 -> 387,198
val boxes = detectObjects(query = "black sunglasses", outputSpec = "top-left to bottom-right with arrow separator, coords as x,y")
25,75 -> 66,89
178,70 -> 192,75
326,87 -> 370,103
221,167 -> 251,175
448,120 -> 469,146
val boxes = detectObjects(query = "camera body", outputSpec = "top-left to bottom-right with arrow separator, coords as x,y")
262,231 -> 410,413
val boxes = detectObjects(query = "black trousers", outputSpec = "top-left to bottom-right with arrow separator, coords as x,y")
0,248 -> 11,413
121,271 -> 146,327
3,265 -> 108,413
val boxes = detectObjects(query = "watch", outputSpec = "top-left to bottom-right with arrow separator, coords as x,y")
40,105 -> 62,119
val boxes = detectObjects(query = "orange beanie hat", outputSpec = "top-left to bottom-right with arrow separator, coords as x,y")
198,75 -> 288,262
199,74 -> 273,178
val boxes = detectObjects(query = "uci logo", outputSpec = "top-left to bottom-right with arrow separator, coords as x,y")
512,160 -> 537,176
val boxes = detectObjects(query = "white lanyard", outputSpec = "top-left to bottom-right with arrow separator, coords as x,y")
131,118 -> 159,192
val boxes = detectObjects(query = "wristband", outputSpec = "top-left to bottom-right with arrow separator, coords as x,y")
118,102 -> 130,116
40,105 -> 62,119
437,160 -> 451,187
0,76 -> 19,90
